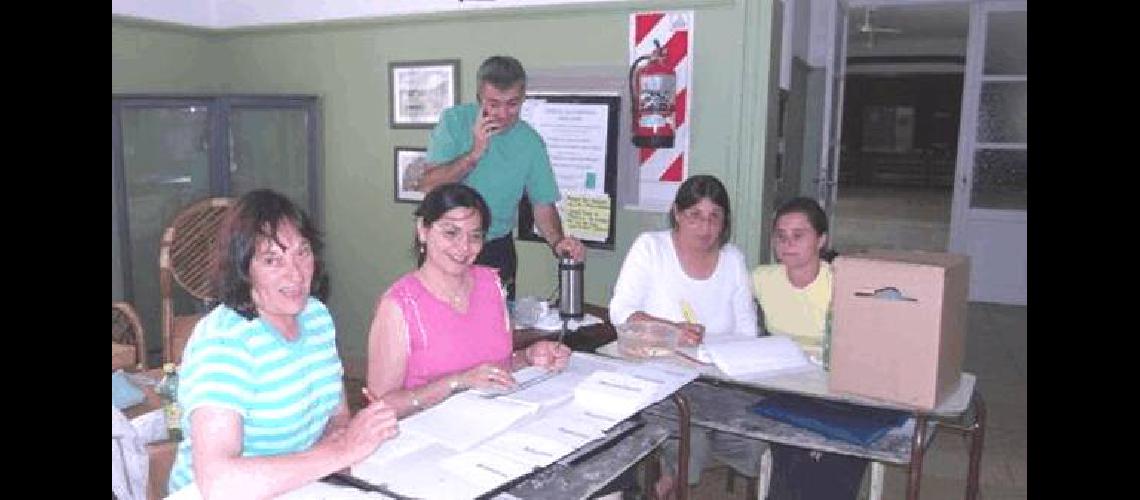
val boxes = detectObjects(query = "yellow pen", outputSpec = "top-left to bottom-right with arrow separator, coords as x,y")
680,300 -> 698,324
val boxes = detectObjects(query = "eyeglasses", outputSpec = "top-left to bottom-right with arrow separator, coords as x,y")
678,209 -> 725,226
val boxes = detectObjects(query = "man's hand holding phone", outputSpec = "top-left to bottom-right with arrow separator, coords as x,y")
469,107 -> 501,164
480,108 -> 503,135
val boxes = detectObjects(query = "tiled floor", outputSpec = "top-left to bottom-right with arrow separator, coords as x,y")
832,185 -> 953,254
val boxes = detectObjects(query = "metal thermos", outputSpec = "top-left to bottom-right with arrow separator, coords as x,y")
558,256 -> 584,320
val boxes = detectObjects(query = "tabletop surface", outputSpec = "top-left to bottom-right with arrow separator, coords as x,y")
500,420 -> 669,500
639,380 -> 935,464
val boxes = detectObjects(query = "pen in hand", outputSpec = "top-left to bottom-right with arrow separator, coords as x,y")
680,300 -> 698,324
678,300 -> 704,346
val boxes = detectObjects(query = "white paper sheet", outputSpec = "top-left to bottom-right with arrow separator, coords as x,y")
398,392 -> 540,451
700,335 -> 812,377
573,370 -> 661,418
480,430 -> 576,468
344,353 -> 698,500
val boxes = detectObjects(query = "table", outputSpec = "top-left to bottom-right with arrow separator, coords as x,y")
513,304 -> 694,500
562,305 -> 985,500
637,371 -> 986,500
513,303 -> 618,353
496,420 -> 670,500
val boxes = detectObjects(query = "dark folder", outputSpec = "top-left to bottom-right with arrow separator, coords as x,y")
750,393 -> 909,447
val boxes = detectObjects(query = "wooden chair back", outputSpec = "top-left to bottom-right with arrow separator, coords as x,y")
159,197 -> 235,364
112,301 -> 147,371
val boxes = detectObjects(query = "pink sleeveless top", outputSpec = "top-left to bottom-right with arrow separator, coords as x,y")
385,265 -> 512,389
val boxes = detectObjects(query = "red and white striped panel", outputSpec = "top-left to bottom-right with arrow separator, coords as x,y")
630,11 -> 692,184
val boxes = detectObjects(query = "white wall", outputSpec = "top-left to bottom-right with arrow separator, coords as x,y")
112,0 -> 216,27
113,0 -> 653,28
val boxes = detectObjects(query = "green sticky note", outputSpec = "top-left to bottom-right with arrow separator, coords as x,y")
585,172 -> 596,189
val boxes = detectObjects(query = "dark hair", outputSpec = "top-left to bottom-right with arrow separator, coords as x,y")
773,196 -> 836,261
413,183 -> 491,267
215,189 -> 325,320
668,174 -> 733,247
476,55 -> 527,94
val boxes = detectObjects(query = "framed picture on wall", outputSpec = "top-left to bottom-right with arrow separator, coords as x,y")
389,59 -> 460,128
394,147 -> 429,203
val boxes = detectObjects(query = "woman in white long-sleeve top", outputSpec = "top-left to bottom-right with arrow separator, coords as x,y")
608,174 -> 762,499
609,175 -> 758,342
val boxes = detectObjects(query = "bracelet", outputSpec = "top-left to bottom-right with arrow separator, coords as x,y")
410,391 -> 421,408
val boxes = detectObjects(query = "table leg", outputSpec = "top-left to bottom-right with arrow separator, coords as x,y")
966,393 -> 986,500
671,393 -> 691,500
906,414 -> 929,500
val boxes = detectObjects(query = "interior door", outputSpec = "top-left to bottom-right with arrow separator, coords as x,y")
113,100 -> 214,358
228,102 -> 322,221
949,0 -> 1027,305
816,0 -> 849,229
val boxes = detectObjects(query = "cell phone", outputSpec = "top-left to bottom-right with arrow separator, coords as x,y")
484,109 -> 500,132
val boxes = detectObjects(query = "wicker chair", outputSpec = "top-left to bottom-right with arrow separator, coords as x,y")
159,197 -> 235,365
112,301 -> 147,371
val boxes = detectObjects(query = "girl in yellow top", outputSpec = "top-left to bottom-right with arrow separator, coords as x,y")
751,196 -> 866,500
751,197 -> 833,364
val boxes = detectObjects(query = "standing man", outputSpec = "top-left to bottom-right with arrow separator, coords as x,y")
419,55 -> 585,300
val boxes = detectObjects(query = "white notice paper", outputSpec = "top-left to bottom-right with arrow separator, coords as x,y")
520,99 -> 610,195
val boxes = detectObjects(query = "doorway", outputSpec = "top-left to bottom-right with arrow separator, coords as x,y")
830,2 -> 970,254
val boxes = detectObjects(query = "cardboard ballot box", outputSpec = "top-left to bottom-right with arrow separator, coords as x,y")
829,250 -> 970,410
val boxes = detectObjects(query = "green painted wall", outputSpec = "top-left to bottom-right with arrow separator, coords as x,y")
112,0 -> 780,374
112,21 -> 227,92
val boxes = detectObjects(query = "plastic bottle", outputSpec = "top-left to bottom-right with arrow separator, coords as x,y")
156,363 -> 183,441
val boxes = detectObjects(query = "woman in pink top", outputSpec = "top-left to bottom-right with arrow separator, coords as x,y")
366,183 -> 571,416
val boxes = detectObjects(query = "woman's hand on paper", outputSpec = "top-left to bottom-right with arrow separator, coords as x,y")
525,340 -> 571,371
461,362 -> 517,391
340,399 -> 399,463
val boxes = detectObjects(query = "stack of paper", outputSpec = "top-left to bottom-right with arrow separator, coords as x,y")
348,353 -> 699,500
572,369 -> 661,418
700,336 -> 812,378
399,392 -> 541,451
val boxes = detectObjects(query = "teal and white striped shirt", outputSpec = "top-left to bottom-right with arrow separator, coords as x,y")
168,298 -> 344,494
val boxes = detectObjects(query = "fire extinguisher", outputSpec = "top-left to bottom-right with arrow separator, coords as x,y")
629,39 -> 676,149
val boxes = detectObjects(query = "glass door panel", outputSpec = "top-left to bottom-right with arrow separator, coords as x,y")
120,104 -> 212,361
229,107 -> 312,210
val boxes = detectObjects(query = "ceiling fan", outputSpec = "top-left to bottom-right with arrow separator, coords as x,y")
857,7 -> 903,48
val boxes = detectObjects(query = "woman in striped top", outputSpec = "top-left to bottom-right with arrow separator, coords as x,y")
168,189 -> 399,499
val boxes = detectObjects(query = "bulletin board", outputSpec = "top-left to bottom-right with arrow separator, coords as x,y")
516,93 -> 620,251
